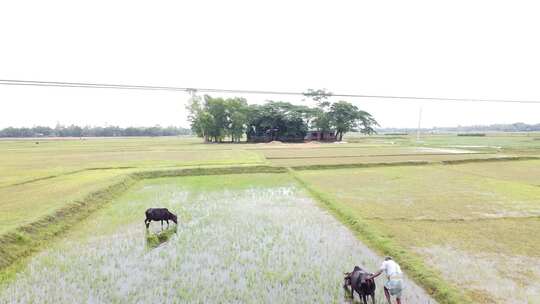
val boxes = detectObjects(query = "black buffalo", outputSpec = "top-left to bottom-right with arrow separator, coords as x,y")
145,208 -> 178,229
344,266 -> 376,304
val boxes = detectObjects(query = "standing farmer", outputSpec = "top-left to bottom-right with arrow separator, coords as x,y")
368,256 -> 404,304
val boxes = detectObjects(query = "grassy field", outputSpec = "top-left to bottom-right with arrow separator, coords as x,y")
411,133 -> 540,155
0,137 -> 264,187
0,169 -> 130,235
1,133 -> 540,303
347,132 -> 540,155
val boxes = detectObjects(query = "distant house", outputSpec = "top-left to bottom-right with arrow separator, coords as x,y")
304,130 -> 337,142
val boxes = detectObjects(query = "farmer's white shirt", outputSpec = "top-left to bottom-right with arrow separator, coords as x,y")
380,260 -> 402,280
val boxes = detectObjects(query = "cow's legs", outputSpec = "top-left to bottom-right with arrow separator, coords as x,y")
371,294 -> 376,304
145,219 -> 150,229
161,220 -> 163,229
362,294 -> 368,304
166,220 -> 169,228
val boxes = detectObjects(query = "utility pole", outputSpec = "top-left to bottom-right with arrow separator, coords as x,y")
416,105 -> 423,142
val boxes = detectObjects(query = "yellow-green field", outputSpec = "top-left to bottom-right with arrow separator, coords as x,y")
296,161 -> 540,303
0,137 -> 264,187
1,133 -> 539,303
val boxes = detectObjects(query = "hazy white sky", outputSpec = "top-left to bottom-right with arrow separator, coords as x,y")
1,0 -> 539,129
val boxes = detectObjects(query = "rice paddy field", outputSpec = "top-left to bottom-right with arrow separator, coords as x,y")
1,133 -> 539,303
297,160 -> 540,303
0,174 -> 435,303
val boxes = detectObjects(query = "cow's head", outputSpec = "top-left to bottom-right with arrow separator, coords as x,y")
171,213 -> 178,224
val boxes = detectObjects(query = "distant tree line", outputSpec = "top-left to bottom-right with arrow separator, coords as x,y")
187,89 -> 378,143
379,122 -> 540,134
0,125 -> 191,138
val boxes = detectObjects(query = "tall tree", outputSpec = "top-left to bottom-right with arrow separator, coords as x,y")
204,96 -> 228,142
225,97 -> 248,142
197,111 -> 214,142
303,88 -> 333,132
328,101 -> 378,141
186,93 -> 206,140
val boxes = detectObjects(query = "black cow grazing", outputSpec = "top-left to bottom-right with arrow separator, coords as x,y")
145,208 -> 178,229
343,266 -> 376,304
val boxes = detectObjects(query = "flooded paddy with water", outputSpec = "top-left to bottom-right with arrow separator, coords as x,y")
0,174 -> 435,303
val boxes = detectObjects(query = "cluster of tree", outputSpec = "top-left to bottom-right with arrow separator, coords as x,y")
380,122 -> 540,134
0,125 -> 191,138
187,96 -> 250,142
187,90 -> 378,142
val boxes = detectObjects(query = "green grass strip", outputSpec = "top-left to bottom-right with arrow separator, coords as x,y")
289,169 -> 473,304
133,165 -> 287,179
291,161 -> 430,171
6,166 -> 137,188
291,156 -> 540,171
441,156 -> 540,165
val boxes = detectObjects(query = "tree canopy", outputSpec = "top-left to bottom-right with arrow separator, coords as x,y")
187,92 -> 378,142
328,101 -> 378,140
187,95 -> 249,142
246,101 -> 312,142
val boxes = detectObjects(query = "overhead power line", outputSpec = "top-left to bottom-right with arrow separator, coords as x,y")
1,78 -> 540,104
